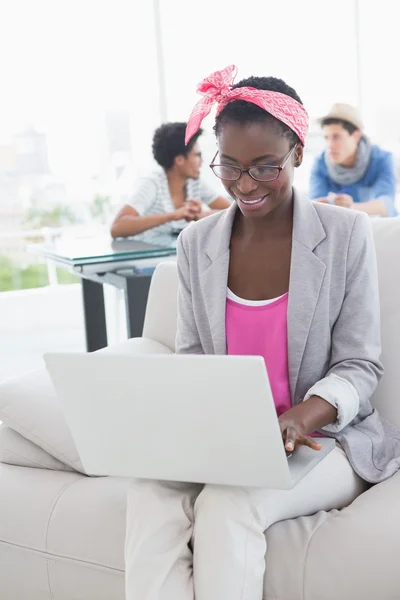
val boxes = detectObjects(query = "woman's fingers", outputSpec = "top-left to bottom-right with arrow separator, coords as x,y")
297,434 -> 322,451
282,428 -> 322,452
284,426 -> 297,451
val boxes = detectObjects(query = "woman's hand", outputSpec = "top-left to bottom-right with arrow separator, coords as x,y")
171,204 -> 197,221
172,200 -> 203,222
278,408 -> 322,453
186,199 -> 203,220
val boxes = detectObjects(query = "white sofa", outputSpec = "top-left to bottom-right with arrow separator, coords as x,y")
1,217 -> 400,600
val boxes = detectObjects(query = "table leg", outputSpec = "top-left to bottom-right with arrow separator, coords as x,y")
124,274 -> 152,338
81,278 -> 108,352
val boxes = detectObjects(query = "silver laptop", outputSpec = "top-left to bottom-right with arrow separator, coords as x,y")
44,353 -> 335,489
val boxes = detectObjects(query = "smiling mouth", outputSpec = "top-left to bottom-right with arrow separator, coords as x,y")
237,195 -> 269,205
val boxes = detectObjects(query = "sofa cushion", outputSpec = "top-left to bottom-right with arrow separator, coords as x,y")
0,424 -> 73,472
0,368 -> 86,473
264,471 -> 400,600
0,337 -> 173,473
0,463 -> 128,600
143,261 -> 178,352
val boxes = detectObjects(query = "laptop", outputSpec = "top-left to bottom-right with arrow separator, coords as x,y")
44,353 -> 335,489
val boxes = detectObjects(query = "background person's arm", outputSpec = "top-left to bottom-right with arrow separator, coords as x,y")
196,180 -> 232,217
110,177 -> 193,238
347,152 -> 398,216
353,199 -> 387,216
208,196 -> 231,211
334,194 -> 388,216
111,205 -> 180,238
369,152 -> 397,216
309,156 -> 331,201
186,196 -> 231,221
111,177 -> 158,238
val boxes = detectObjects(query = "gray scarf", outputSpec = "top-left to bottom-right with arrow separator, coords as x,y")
325,135 -> 372,186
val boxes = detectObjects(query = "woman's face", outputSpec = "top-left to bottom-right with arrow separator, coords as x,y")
216,121 -> 303,218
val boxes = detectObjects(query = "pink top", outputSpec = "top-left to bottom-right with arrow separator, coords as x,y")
226,291 -> 291,417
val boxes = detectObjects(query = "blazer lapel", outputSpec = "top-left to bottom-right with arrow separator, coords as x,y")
202,253 -> 230,354
288,191 -> 327,402
202,203 -> 236,355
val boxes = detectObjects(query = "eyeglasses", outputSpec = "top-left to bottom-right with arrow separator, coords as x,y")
209,145 -> 297,182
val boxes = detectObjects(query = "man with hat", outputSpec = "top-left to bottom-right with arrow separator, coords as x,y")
310,103 -> 397,216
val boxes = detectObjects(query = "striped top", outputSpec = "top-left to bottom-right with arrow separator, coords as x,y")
127,169 -> 221,246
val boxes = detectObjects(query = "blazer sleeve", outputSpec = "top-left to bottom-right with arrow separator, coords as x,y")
304,212 -> 384,432
175,231 -> 205,355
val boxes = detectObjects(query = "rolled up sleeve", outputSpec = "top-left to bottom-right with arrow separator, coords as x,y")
304,374 -> 360,432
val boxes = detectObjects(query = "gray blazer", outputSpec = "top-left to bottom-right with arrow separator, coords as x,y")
176,190 -> 400,483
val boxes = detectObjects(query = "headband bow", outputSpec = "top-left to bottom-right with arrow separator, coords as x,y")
185,65 -> 309,146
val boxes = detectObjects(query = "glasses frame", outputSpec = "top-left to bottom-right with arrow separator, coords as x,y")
209,144 -> 297,182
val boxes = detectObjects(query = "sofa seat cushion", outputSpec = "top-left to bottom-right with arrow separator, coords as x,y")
2,461 -> 399,600
0,337 -> 173,472
0,464 -> 130,600
264,471 -> 400,600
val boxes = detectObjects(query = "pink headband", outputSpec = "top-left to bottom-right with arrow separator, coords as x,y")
185,65 -> 309,146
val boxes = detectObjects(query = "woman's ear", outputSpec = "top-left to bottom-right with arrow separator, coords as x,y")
294,145 -> 304,168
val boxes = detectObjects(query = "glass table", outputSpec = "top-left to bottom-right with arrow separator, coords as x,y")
30,236 -> 176,352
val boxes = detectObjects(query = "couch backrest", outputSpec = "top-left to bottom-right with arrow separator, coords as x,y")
144,218 -> 400,428
143,261 -> 178,351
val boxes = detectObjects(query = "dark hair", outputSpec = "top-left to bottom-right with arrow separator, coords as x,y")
214,76 -> 303,145
320,118 -> 358,135
152,122 -> 202,169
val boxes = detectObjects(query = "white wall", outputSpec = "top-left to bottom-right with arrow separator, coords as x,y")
160,0 -> 360,122
157,0 -> 360,192
2,0 -> 398,193
0,284 -> 127,380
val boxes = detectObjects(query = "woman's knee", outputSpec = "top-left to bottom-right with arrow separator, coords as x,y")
128,479 -> 202,522
194,484 -> 255,523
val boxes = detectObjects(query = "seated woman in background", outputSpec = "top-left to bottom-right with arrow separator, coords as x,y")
110,122 -> 230,245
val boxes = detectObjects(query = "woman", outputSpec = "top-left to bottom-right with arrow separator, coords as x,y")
125,66 -> 400,600
110,122 -> 230,246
